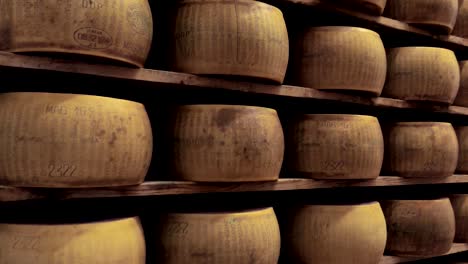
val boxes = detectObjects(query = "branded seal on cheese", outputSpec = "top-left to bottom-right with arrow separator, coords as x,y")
292,26 -> 387,95
384,122 -> 458,177
454,0 -> 468,37
450,195 -> 468,242
0,0 -> 153,67
171,0 -> 289,83
169,105 -> 284,182
455,126 -> 468,173
385,0 -> 458,33
287,114 -> 384,179
383,47 -> 460,104
156,207 -> 280,263
382,199 -> 455,257
454,61 -> 468,107
0,92 -> 153,187
0,217 -> 145,264
283,202 -> 387,264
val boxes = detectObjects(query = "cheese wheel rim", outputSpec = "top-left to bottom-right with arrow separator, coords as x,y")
177,104 -> 278,114
296,114 -> 378,121
303,26 -> 380,36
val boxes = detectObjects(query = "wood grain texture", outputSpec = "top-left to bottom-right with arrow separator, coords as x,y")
1,176 -> 468,202
379,243 -> 468,264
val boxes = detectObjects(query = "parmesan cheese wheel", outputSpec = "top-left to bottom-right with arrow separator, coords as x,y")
384,122 -> 458,177
384,0 -> 459,34
382,199 -> 456,257
456,126 -> 468,173
0,92 -> 152,187
283,202 -> 387,264
454,61 -> 468,107
169,105 -> 284,182
0,217 -> 145,264
453,1 -> 468,37
287,114 -> 384,179
156,207 -> 280,264
171,0 -> 289,83
0,0 -> 153,67
383,47 -> 460,104
450,195 -> 468,242
292,26 -> 387,96
334,0 -> 388,15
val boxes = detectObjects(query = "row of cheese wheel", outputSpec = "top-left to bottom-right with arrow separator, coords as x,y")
0,92 -> 466,187
2,197 -> 468,263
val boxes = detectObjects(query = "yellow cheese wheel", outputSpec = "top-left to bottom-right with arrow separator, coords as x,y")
292,26 -> 387,95
382,199 -> 455,257
334,0 -> 388,15
384,122 -> 458,177
384,0 -> 459,33
169,105 -> 284,182
383,47 -> 460,104
0,217 -> 145,264
454,61 -> 468,107
0,92 -> 152,187
283,202 -> 387,264
155,207 -> 280,263
287,114 -> 384,179
451,195 -> 468,242
0,0 -> 153,67
456,126 -> 468,173
171,0 -> 289,83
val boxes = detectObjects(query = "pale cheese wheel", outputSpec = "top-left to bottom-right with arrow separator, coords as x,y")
334,0 -> 388,15
450,195 -> 468,242
283,202 -> 387,264
456,126 -> 468,173
382,199 -> 456,257
0,0 -> 153,67
453,0 -> 468,37
0,217 -> 145,264
293,26 -> 387,95
171,0 -> 289,83
287,114 -> 384,179
169,105 -> 284,182
454,61 -> 468,107
156,207 -> 280,264
384,122 -> 458,177
384,0 -> 459,34
0,92 -> 153,187
383,47 -> 460,104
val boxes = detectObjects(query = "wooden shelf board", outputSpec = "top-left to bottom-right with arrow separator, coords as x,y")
1,52 -> 468,115
380,243 -> 468,264
1,175 -> 468,202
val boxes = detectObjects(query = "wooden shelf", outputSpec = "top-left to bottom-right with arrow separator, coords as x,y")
1,52 -> 468,116
380,243 -> 468,263
1,175 -> 468,202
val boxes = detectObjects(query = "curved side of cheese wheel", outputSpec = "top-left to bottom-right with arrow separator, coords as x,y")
456,126 -> 468,173
385,0 -> 458,33
382,199 -> 455,257
169,105 -> 284,182
335,0 -> 388,15
287,114 -> 384,179
156,207 -> 280,264
454,61 -> 468,106
293,26 -> 387,96
0,217 -> 146,264
453,1 -> 468,37
172,0 -> 289,83
383,47 -> 460,104
0,0 -> 153,67
383,122 -> 458,177
0,92 -> 153,187
283,202 -> 387,264
451,195 -> 468,242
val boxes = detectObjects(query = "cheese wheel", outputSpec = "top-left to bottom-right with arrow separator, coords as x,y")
334,0 -> 388,15
171,0 -> 289,83
292,27 -> 387,95
456,126 -> 468,173
0,92 -> 152,187
283,202 -> 387,264
169,105 -> 284,182
155,207 -> 280,263
287,114 -> 384,179
384,0 -> 459,34
383,47 -> 460,104
454,0 -> 468,37
382,199 -> 455,257
0,0 -> 153,67
454,61 -> 468,107
451,195 -> 468,242
383,122 -> 458,177
0,217 -> 145,264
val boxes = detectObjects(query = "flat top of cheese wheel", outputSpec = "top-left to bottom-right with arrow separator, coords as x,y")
304,26 -> 380,36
